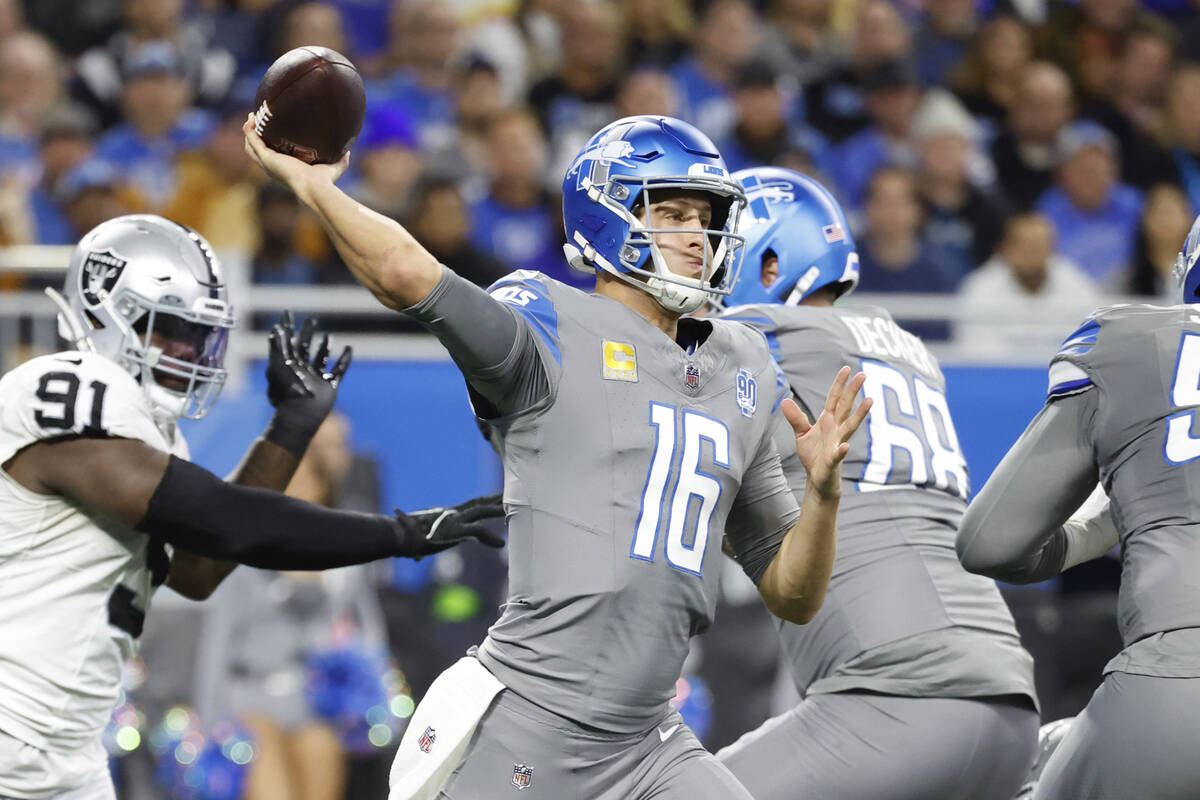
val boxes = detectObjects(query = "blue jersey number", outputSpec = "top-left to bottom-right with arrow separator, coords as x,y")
1164,332 -> 1200,464
859,360 -> 968,498
632,402 -> 730,576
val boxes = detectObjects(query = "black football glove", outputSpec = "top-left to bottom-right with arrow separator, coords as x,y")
397,493 -> 507,559
263,310 -> 352,456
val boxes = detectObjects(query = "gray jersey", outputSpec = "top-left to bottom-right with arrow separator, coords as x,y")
408,269 -> 800,734
1048,305 -> 1200,674
723,303 -> 1035,702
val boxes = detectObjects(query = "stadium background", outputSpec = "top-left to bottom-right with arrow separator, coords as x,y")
0,0 -> 1165,795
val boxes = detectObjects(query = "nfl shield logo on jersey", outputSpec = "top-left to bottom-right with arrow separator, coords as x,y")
418,726 -> 436,754
685,363 -> 700,390
736,368 -> 757,418
512,763 -> 534,789
80,249 -> 126,307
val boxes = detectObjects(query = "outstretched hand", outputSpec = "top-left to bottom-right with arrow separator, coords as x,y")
402,493 -> 507,558
243,114 -> 350,193
784,366 -> 872,500
267,310 -> 352,435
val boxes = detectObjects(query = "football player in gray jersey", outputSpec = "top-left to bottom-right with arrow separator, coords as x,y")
243,115 -> 871,800
717,168 -> 1039,800
957,213 -> 1200,799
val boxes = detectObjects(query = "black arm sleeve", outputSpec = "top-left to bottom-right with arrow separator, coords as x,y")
956,390 -> 1099,584
137,456 -> 411,569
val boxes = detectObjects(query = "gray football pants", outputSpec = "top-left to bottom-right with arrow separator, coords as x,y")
717,692 -> 1038,800
439,689 -> 752,800
1033,671 -> 1200,800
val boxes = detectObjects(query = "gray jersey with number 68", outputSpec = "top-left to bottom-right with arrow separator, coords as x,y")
722,303 -> 1036,705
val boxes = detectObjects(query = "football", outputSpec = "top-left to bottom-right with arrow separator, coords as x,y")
252,46 -> 366,165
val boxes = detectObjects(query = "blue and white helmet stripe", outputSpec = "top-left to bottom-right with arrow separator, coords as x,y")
561,116 -> 747,315
725,167 -> 859,308
1174,213 -> 1200,304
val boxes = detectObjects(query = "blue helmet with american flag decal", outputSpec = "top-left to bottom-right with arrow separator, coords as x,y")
1173,213 -> 1200,304
561,115 -> 747,314
725,167 -> 859,307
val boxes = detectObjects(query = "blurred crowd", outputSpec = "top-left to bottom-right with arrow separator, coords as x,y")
0,0 -> 1197,355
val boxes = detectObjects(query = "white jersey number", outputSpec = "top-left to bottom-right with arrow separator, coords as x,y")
859,360 -> 968,498
1164,332 -> 1200,464
632,402 -> 730,576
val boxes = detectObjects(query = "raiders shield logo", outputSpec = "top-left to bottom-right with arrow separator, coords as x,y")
418,725 -> 436,754
80,250 -> 127,307
511,763 -> 533,789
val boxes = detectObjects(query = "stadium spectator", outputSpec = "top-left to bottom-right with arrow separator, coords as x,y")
911,89 -> 1008,281
0,32 -> 65,156
468,108 -> 575,286
1127,183 -> 1194,299
855,166 -> 956,339
234,1 -> 351,100
803,0 -> 912,142
408,175 -> 508,290
161,104 -> 260,259
669,0 -> 761,142
73,0 -> 235,128
440,55 -> 507,177
369,0 -> 461,151
913,0 -> 979,87
1035,0 -> 1167,105
1165,63 -> 1200,214
528,1 -> 622,187
93,41 -> 215,211
956,213 -> 1102,361
717,59 -> 829,176
949,14 -> 1033,130
614,66 -> 681,119
252,182 -> 320,286
990,61 -> 1074,211
27,103 -> 98,245
1036,121 -> 1144,288
757,0 -> 842,86
56,158 -> 138,239
621,0 -> 693,68
1076,21 -> 1180,192
828,57 -> 922,211
345,105 -> 421,221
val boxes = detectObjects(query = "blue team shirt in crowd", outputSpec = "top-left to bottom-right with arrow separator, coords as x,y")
366,71 -> 454,151
1036,183 -> 1143,286
829,127 -> 897,211
93,109 -> 215,209
468,194 -> 591,290
668,56 -> 736,143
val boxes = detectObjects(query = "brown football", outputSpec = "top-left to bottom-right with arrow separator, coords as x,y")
252,46 -> 366,165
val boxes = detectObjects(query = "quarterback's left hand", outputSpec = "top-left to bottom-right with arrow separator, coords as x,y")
787,366 -> 871,500
265,311 -> 352,452
401,493 -> 507,558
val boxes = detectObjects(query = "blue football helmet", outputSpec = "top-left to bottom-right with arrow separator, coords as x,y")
1174,212 -> 1200,303
562,115 -> 747,314
724,167 -> 859,307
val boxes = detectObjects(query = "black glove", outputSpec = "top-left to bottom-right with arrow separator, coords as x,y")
263,310 -> 352,457
396,493 -> 507,558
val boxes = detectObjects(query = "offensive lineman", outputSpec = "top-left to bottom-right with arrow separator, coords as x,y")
0,215 -> 503,799
717,168 -> 1039,800
243,114 -> 870,799
957,215 -> 1200,798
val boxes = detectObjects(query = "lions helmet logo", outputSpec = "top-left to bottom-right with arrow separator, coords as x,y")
80,250 -> 127,307
568,139 -> 637,191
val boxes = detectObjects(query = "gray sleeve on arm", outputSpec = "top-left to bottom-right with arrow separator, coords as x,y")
956,389 -> 1100,584
725,414 -> 803,585
404,266 -> 552,416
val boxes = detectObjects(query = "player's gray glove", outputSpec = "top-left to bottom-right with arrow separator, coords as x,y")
263,310 -> 352,456
396,493 -> 507,558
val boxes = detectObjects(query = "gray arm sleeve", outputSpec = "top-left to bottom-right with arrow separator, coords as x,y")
404,266 -> 551,416
726,411 -> 803,585
956,389 -> 1100,584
